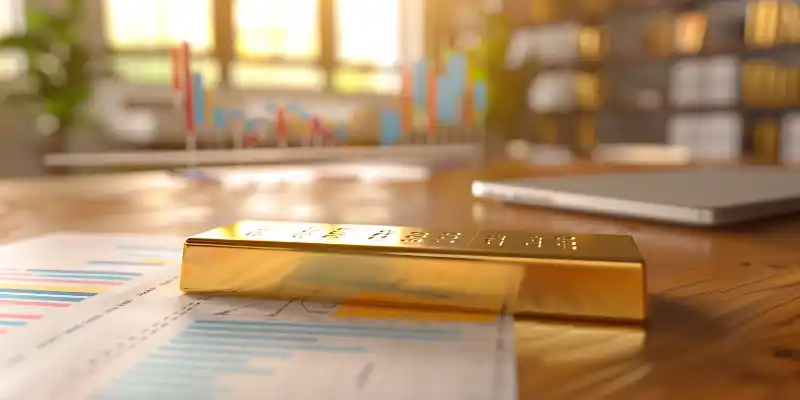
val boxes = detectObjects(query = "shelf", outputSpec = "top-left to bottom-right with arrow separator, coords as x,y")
536,44 -> 800,72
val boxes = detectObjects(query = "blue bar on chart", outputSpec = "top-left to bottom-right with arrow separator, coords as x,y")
473,81 -> 487,113
186,320 -> 460,340
411,60 -> 428,109
446,53 -> 468,96
379,109 -> 402,145
192,74 -> 205,128
435,76 -> 458,125
90,317 -> 467,399
87,260 -> 166,267
334,124 -> 347,141
287,104 -> 312,120
0,269 -> 140,323
212,108 -> 227,130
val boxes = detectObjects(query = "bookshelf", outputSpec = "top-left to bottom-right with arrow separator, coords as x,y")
485,0 -> 800,164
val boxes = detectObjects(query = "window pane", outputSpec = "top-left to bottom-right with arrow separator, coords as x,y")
230,62 -> 324,90
112,56 -> 220,86
103,0 -> 213,50
0,0 -> 25,80
333,69 -> 400,94
335,0 -> 399,66
235,0 -> 319,59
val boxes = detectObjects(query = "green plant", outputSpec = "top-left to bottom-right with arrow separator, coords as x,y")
0,0 -> 93,151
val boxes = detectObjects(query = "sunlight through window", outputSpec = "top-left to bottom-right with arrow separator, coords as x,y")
234,0 -> 319,59
0,0 -> 25,80
335,0 -> 400,66
103,0 -> 213,50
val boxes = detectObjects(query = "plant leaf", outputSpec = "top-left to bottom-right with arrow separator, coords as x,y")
25,9 -> 57,31
0,34 -> 36,50
65,0 -> 85,22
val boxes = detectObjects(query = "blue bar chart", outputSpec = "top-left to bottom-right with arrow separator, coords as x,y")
0,275 -> 514,400
92,318 -> 463,399
0,234 -> 184,338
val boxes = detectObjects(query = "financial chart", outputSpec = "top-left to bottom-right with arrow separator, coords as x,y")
0,234 -> 184,338
2,280 -> 515,400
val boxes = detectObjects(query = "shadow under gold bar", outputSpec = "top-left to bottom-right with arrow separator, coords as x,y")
180,221 -> 647,324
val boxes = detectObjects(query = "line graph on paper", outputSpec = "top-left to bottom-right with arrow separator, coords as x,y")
29,290 -> 514,400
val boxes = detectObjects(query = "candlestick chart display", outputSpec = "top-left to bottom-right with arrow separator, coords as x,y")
170,42 -> 487,150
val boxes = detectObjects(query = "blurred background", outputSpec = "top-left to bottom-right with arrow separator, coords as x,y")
488,0 -> 800,165
0,0 -> 798,177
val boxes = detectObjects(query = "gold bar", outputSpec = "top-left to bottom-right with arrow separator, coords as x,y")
180,221 -> 647,323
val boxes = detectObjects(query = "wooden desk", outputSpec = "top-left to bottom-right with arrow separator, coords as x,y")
2,165 -> 800,399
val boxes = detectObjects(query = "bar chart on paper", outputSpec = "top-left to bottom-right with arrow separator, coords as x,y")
0,233 -> 184,337
41,291 -> 514,400
0,269 -> 141,335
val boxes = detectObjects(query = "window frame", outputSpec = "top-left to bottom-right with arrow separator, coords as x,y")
101,0 -> 422,95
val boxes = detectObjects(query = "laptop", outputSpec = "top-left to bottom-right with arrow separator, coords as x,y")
471,167 -> 800,226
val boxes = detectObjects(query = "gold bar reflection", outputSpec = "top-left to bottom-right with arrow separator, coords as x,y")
180,221 -> 647,323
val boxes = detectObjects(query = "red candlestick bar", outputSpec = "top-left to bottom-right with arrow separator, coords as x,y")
180,42 -> 194,134
400,66 -> 413,132
310,116 -> 330,139
462,84 -> 474,125
244,134 -> 259,148
276,107 -> 287,140
426,66 -> 437,136
170,47 -> 182,91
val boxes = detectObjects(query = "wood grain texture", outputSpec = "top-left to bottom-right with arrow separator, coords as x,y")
2,164 -> 799,399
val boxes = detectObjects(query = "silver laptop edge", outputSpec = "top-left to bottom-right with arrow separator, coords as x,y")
471,180 -> 800,226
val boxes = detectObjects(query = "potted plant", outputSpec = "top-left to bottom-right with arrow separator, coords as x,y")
0,0 -> 93,156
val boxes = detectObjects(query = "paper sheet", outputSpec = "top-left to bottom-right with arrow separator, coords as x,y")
0,233 -> 184,341
0,234 -> 517,400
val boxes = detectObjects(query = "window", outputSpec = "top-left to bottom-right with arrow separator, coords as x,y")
333,0 -> 401,94
104,0 -> 213,51
235,0 -> 319,59
231,0 -> 323,90
102,0 -> 409,94
335,0 -> 399,66
0,0 -> 25,81
103,0 -> 218,85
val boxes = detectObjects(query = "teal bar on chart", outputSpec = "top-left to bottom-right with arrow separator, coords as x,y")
287,104 -> 312,120
334,124 -> 347,141
411,61 -> 428,109
379,109 -> 401,145
435,76 -> 456,125
192,74 -> 205,128
446,53 -> 467,97
213,108 -> 227,130
472,81 -> 487,113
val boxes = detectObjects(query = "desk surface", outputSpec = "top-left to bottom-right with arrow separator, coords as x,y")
2,164 -> 800,399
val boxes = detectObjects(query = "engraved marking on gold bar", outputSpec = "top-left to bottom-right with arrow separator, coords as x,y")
181,221 -> 647,323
